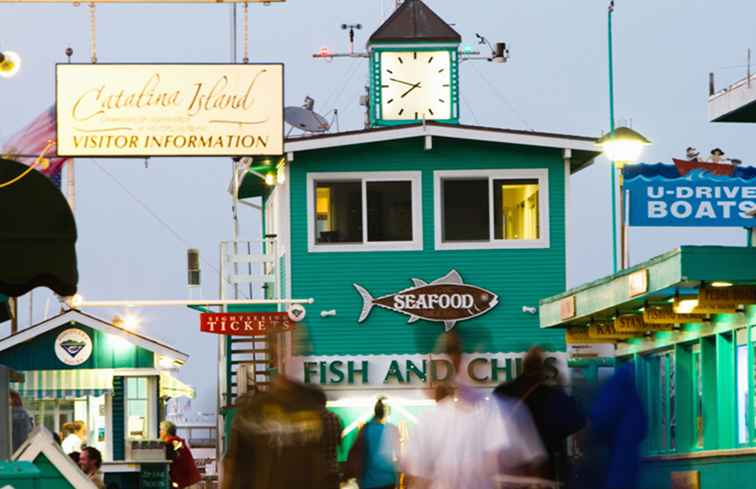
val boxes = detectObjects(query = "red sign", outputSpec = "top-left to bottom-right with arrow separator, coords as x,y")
199,312 -> 295,336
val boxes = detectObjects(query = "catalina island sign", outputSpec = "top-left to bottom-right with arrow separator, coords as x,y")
56,64 -> 283,157
353,270 -> 499,331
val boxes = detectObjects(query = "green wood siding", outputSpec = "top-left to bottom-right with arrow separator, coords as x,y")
112,376 -> 125,460
0,323 -> 155,371
32,454 -> 74,489
290,137 -> 566,355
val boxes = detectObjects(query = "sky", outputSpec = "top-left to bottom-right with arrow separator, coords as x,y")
1,0 -> 754,413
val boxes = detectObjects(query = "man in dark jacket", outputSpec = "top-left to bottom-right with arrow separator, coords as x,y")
494,347 -> 585,486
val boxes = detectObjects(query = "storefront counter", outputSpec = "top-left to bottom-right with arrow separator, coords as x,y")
103,460 -> 170,489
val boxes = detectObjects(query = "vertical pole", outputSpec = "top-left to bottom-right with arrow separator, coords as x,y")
9,298 -> 17,335
0,367 -> 9,460
748,48 -> 751,89
608,1 -> 618,273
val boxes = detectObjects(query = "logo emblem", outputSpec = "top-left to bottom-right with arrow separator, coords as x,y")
353,270 -> 499,331
55,328 -> 93,366
287,304 -> 306,322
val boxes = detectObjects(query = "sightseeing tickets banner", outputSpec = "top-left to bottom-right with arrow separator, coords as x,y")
56,64 -> 283,157
624,162 -> 756,227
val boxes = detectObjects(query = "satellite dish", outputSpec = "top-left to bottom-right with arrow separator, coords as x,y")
285,106 -> 331,133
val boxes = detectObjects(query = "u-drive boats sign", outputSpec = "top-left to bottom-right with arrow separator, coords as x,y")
353,270 -> 499,331
56,64 -> 283,157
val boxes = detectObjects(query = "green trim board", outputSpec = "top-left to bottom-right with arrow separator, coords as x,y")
540,246 -> 756,328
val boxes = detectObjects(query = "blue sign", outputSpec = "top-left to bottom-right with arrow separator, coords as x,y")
625,163 -> 756,227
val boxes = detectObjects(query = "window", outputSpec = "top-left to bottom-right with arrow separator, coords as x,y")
126,377 -> 150,440
691,344 -> 704,449
307,172 -> 422,252
645,350 -> 675,453
434,170 -> 549,250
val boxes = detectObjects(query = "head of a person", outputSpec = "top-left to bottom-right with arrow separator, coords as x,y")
160,420 -> 177,440
72,420 -> 86,438
522,346 -> 545,380
9,390 -> 22,408
373,396 -> 390,422
79,447 -> 101,475
437,330 -> 463,372
61,422 -> 74,438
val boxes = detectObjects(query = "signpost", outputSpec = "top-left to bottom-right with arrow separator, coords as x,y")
643,307 -> 707,324
56,64 -> 284,157
200,312 -> 295,336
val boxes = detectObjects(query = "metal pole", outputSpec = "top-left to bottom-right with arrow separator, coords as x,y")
608,1 -> 618,273
76,298 -> 314,308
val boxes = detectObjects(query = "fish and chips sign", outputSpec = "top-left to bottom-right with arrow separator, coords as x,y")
56,64 -> 283,157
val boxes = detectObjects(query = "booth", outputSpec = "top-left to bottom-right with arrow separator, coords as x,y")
0,309 -> 194,485
539,245 -> 756,489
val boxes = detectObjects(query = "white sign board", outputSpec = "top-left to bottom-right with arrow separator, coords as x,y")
55,328 -> 93,366
56,64 -> 283,157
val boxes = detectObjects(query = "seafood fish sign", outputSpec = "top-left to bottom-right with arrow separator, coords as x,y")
624,163 -> 756,227
56,64 -> 283,157
353,270 -> 498,331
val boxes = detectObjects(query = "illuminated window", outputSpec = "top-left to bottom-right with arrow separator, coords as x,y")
308,172 -> 422,252
127,377 -> 150,440
435,170 -> 548,250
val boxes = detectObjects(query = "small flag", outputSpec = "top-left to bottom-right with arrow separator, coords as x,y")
2,105 -> 69,187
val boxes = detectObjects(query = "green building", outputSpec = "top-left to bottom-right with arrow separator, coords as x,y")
0,309 -> 194,470
223,0 -> 599,452
539,246 -> 756,489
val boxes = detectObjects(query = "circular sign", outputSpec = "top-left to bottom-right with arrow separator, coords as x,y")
287,303 -> 306,322
55,328 -> 93,366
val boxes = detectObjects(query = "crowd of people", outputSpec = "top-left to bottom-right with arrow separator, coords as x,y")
222,331 -> 648,489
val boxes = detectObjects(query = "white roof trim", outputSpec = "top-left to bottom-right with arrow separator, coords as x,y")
0,310 -> 189,363
284,124 -> 598,154
14,426 -> 99,489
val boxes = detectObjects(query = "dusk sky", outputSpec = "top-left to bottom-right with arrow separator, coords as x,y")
1,0 -> 753,412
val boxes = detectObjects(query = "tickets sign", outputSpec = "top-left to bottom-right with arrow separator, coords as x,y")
200,312 -> 295,336
56,64 -> 283,157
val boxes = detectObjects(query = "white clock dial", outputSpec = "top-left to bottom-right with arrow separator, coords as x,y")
379,50 -> 452,121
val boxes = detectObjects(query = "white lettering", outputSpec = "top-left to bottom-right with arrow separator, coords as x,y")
415,295 -> 428,309
394,296 -> 406,309
695,187 -> 713,199
717,201 -> 736,219
670,201 -> 693,218
405,295 -> 416,309
439,295 -> 450,308
743,187 -> 756,199
463,295 -> 474,308
676,187 -> 694,199
738,201 -> 756,218
694,201 -> 716,219
647,186 -> 664,199
648,201 -> 668,218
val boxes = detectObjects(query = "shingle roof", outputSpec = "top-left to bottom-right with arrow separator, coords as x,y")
369,0 -> 461,44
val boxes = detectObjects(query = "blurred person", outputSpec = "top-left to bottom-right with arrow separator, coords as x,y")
79,446 -> 105,489
222,329 -> 329,489
345,397 -> 399,489
404,331 -> 544,489
317,393 -> 343,489
494,347 -> 585,486
160,420 -> 202,489
9,390 -> 32,452
62,420 -> 86,455
588,363 -> 647,489
69,451 -> 80,465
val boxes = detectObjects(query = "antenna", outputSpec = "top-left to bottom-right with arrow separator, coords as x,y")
341,23 -> 362,55
468,33 -> 510,63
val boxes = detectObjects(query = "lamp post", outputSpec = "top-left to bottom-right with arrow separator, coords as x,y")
597,126 -> 651,270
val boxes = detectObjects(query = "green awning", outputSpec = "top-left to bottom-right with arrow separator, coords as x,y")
11,369 -> 113,400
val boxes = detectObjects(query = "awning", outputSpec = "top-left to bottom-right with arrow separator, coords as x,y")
11,369 -> 113,400
159,372 -> 195,399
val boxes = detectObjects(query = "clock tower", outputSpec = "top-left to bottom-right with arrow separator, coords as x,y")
368,0 -> 461,126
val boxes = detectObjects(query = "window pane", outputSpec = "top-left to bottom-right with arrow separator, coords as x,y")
367,181 -> 413,242
442,179 -> 489,241
127,378 -> 137,399
314,181 -> 362,244
137,378 -> 148,399
494,179 -> 540,240
738,344 -> 749,444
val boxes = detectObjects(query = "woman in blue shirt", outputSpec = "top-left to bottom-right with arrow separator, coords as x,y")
359,397 -> 399,489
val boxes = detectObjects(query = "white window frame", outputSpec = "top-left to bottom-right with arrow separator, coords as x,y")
434,169 -> 550,250
307,171 -> 423,253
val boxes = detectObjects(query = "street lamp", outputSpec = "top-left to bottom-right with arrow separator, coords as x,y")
597,126 -> 651,270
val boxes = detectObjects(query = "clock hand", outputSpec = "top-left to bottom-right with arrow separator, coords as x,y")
389,77 -> 418,87
400,82 -> 422,98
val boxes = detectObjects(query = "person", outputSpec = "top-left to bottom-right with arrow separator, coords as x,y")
160,420 -> 202,489
9,390 -> 33,452
404,331 -> 544,489
346,397 -> 399,489
710,148 -> 725,163
318,393 -> 343,489
79,446 -> 105,489
588,363 -> 647,489
222,329 -> 329,489
62,420 -> 86,455
494,347 -> 585,486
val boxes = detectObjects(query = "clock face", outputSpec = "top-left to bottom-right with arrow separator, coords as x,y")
379,50 -> 452,121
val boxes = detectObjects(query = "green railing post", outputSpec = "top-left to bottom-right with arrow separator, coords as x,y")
608,1 -> 618,273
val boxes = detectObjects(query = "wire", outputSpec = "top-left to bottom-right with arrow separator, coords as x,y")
91,159 -> 253,300
322,59 -> 361,115
460,94 -> 480,126
469,62 -> 532,130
